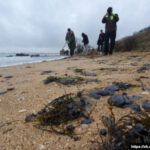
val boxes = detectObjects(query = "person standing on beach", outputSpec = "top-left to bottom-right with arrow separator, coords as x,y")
81,33 -> 89,53
97,30 -> 105,53
65,28 -> 76,56
102,7 -> 119,55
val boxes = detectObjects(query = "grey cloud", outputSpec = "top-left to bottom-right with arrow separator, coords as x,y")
0,0 -> 150,52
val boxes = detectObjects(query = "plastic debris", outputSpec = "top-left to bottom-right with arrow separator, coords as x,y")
19,109 -> 27,113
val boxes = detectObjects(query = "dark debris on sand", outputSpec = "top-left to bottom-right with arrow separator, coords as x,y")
25,93 -> 95,137
137,64 -> 150,73
27,74 -> 150,145
89,82 -> 135,100
92,107 -> 150,150
44,76 -> 84,85
86,79 -> 99,83
108,93 -> 143,112
41,70 -> 53,75
4,75 -> 13,79
0,91 -> 7,95
91,78 -> 150,149
98,68 -> 118,71
44,75 -> 99,85
84,72 -> 97,77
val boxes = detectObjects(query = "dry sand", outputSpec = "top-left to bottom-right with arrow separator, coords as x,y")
0,51 -> 150,150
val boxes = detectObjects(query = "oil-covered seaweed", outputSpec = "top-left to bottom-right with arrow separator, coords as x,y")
44,76 -> 84,85
92,107 -> 150,150
25,93 -> 95,137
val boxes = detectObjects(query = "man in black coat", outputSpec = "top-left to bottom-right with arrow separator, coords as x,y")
65,28 -> 76,56
97,30 -> 105,53
102,7 -> 119,55
81,33 -> 89,53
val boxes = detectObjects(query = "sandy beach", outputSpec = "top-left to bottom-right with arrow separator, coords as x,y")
0,51 -> 150,150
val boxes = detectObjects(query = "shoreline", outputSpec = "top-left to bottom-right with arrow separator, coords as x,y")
0,55 -> 68,68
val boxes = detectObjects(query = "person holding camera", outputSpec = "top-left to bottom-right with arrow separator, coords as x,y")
102,7 -> 119,55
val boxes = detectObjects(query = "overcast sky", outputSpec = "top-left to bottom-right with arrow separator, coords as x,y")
0,0 -> 150,52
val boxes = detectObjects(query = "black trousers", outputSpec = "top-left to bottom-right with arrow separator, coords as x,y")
98,43 -> 104,53
104,31 -> 116,55
68,44 -> 75,56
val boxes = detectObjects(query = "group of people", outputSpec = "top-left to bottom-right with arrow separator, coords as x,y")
65,7 -> 119,56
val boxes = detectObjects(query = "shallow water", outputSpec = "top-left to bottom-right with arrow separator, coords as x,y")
0,52 -> 66,67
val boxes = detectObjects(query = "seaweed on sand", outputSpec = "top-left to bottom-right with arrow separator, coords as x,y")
91,107 -> 150,150
44,76 -> 59,84
38,94 -> 82,126
44,76 -> 84,85
74,68 -> 85,74
26,93 -> 95,137
44,75 -> 99,85
98,68 -> 118,71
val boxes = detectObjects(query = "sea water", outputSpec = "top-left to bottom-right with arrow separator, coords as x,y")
0,52 -> 66,67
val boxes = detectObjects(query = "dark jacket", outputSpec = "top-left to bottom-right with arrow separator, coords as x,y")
82,34 -> 89,45
102,14 -> 119,33
65,31 -> 76,49
97,33 -> 105,45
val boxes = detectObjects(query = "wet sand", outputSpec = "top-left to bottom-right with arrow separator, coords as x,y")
0,51 -> 150,150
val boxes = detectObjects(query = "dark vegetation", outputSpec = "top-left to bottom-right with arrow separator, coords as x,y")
44,76 -> 84,85
25,78 -> 150,148
115,26 -> 150,51
44,75 -> 99,85
74,68 -> 97,77
74,68 -> 85,74
98,68 -> 118,71
91,107 -> 150,150
25,92 -> 95,139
